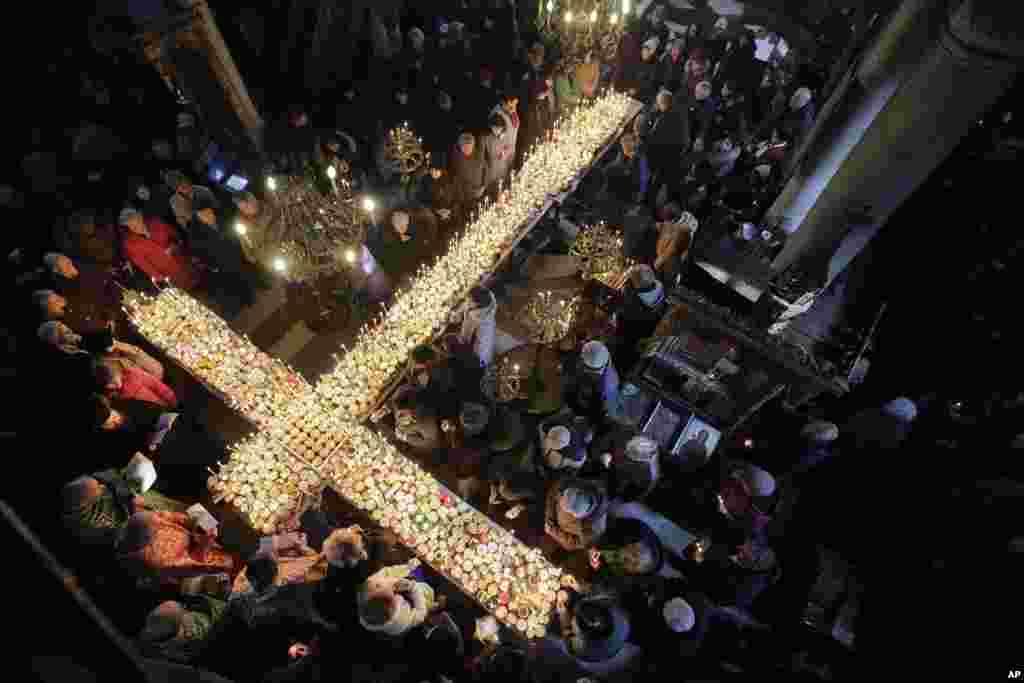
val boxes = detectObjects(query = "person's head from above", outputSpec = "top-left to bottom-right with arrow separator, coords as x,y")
246,551 -> 279,593
801,420 -> 839,444
458,132 -> 476,157
438,91 -> 453,112
480,66 -> 495,87
119,208 -> 147,236
408,26 -> 425,52
790,86 -> 812,111
560,486 -> 597,519
882,397 -> 918,423
544,425 -> 573,467
625,434 -> 659,462
94,359 -> 123,393
233,191 -> 259,217
33,289 -> 67,320
62,475 -> 105,514
390,210 -> 411,241
528,42 -> 545,68
501,92 -> 519,114
471,286 -> 492,308
139,601 -> 187,643
38,320 -> 81,351
695,81 -> 713,101
361,591 -> 399,626
669,40 -> 683,61
88,394 -> 124,431
43,252 -> 78,280
581,340 -> 610,371
620,131 -> 638,158
193,195 -> 219,225
739,463 -> 775,497
395,88 -> 409,105
641,37 -> 660,62
663,597 -> 695,633
164,170 -> 192,198
655,89 -> 673,112
323,525 -> 368,568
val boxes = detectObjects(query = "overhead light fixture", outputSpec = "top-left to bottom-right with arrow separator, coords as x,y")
565,11 -> 573,22
266,176 -> 277,191
326,165 -> 337,180
345,248 -> 358,264
610,13 -> 618,24
590,9 -> 597,23
235,221 -> 247,236
362,197 -> 376,212
272,257 -> 287,273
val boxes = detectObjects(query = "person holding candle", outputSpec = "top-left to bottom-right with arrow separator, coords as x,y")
488,92 -> 520,186
93,358 -> 178,409
448,131 -> 490,222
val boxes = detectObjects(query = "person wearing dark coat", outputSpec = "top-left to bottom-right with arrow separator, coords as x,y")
640,90 -> 691,199
521,65 -> 557,162
618,37 -> 660,101
447,131 -> 489,221
616,264 -> 668,371
623,580 -> 712,663
181,194 -> 262,315
604,132 -> 651,205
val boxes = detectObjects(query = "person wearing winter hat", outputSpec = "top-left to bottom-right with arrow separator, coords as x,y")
457,285 -> 497,367
138,597 -> 227,664
842,397 -> 918,451
163,170 -> 215,230
538,422 -> 589,476
780,85 -> 815,146
119,207 -> 200,291
187,191 -> 267,311
792,420 -> 841,474
568,341 -> 621,422
619,37 -> 660,99
626,579 -> 711,661
448,130 -> 489,214
62,455 -> 187,549
716,461 -> 776,539
562,594 -> 632,668
546,477 -> 610,550
357,569 -> 436,637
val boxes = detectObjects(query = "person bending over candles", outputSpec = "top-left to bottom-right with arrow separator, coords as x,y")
94,358 -> 178,409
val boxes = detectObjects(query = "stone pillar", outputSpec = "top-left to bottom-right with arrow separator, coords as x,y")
761,0 -> 1024,314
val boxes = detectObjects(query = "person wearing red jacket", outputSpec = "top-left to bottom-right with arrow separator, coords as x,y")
119,208 -> 200,291
95,359 -> 178,409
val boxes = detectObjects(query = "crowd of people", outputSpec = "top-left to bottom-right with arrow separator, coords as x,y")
1,3 -> 908,682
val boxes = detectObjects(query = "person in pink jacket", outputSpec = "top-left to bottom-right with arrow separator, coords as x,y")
95,359 -> 178,409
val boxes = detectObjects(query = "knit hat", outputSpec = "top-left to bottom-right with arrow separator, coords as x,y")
801,421 -> 839,443
742,464 -> 776,497
882,397 -> 918,422
560,487 -> 597,519
119,207 -> 142,226
581,341 -> 610,370
790,87 -> 812,111
642,37 -> 660,51
625,435 -> 658,462
678,211 -> 699,232
663,597 -> 695,633
544,425 -> 572,452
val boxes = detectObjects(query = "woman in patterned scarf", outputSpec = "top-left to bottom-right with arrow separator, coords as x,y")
61,457 -> 188,549
137,596 -> 227,664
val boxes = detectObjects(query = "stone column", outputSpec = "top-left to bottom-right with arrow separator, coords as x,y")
761,0 -> 1024,316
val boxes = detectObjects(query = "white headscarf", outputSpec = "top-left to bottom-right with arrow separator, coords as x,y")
663,597 -> 695,632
